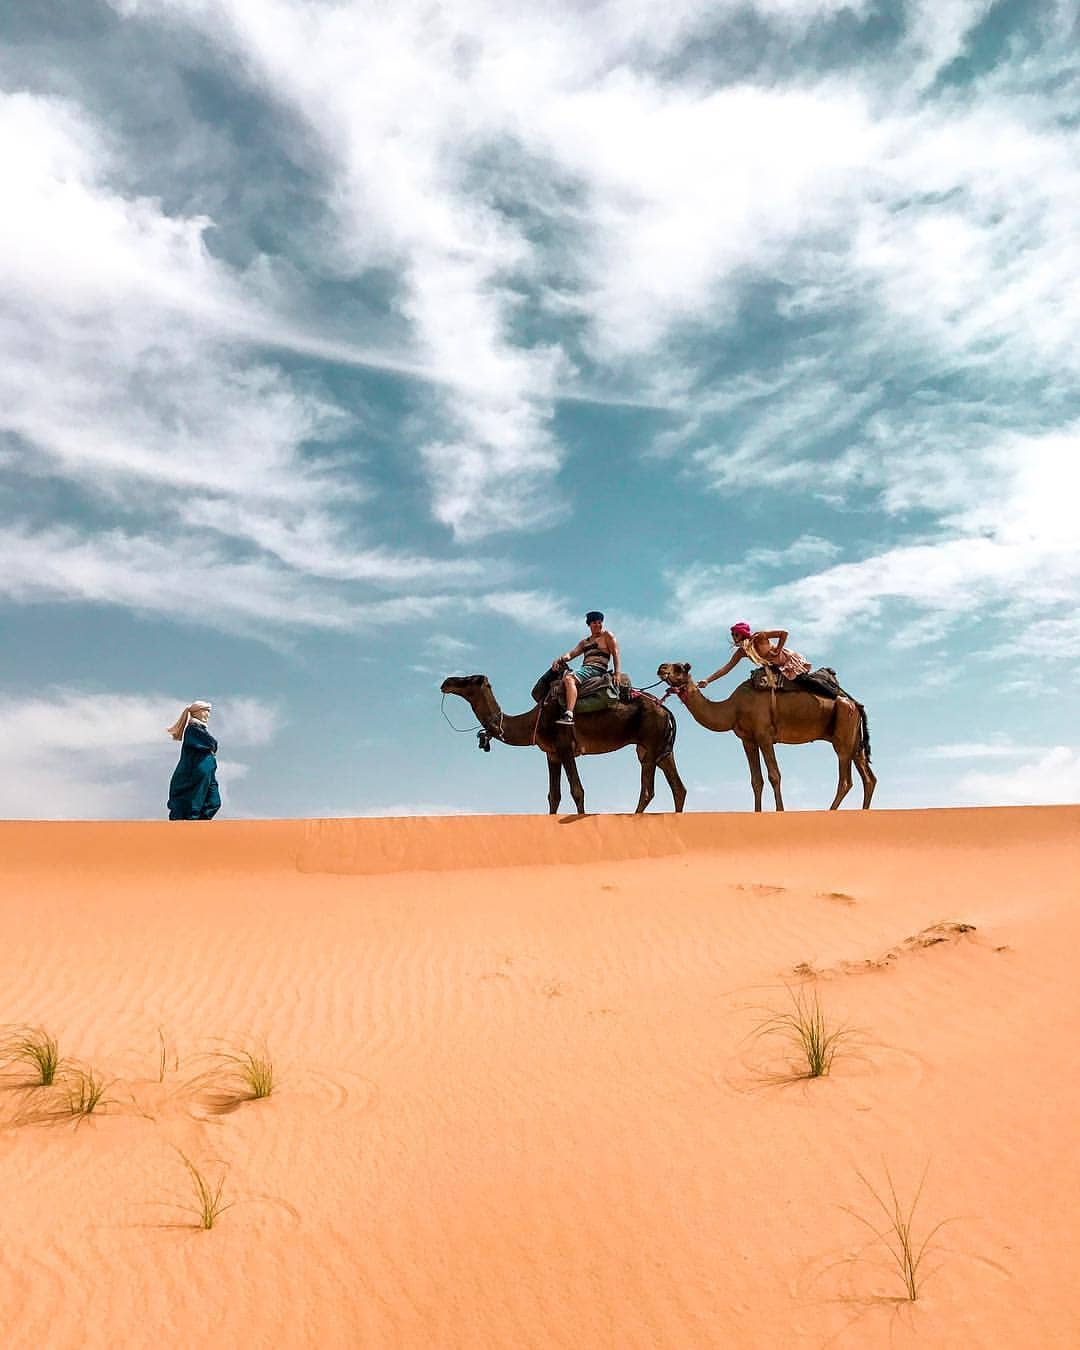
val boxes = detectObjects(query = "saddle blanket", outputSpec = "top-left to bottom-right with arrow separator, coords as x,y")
531,667 -> 633,713
750,666 -> 842,698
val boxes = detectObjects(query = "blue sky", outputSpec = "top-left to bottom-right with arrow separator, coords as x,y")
2,0 -> 1078,818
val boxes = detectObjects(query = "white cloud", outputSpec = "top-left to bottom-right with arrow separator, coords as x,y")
0,89 -> 498,609
110,0 -> 568,541
426,633 -> 475,660
0,525 -> 463,634
958,746 -> 1080,806
673,427 -> 1080,647
0,526 -> 582,639
116,0 -> 1051,541
903,0 -> 995,90
470,589 -> 577,633
176,498 -> 494,588
0,689 -> 277,819
924,741 -> 1051,761
7,1 -> 1079,641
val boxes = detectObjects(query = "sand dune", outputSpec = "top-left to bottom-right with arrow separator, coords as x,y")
2,806 -> 1078,1348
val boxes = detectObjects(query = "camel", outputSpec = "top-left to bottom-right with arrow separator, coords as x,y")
440,674 -> 687,815
657,662 -> 876,811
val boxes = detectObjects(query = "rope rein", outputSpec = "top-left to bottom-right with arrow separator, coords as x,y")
440,695 -> 483,733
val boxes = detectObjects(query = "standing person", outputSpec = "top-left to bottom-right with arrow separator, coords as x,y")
551,611 -> 621,725
697,623 -> 811,691
165,700 -> 221,820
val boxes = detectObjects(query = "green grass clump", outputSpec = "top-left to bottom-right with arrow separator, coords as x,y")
178,1151 -> 232,1230
66,1066 -> 108,1118
847,1161 -> 951,1301
5,1026 -> 62,1085
224,1047 -> 274,1100
754,986 -> 850,1079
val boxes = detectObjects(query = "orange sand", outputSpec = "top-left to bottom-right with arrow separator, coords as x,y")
2,807 -> 1079,1349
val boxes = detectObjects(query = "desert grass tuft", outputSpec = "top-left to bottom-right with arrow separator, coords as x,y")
178,1151 -> 233,1230
4,1026 -> 62,1085
753,985 -> 851,1079
223,1046 -> 274,1100
66,1066 -> 109,1118
846,1161 -> 951,1301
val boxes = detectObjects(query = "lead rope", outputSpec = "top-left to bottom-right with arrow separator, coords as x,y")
440,694 -> 482,734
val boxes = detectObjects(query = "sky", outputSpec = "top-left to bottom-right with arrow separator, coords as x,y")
2,0 -> 1078,819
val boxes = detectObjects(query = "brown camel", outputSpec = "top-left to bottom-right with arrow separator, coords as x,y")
440,674 -> 687,815
657,662 -> 876,811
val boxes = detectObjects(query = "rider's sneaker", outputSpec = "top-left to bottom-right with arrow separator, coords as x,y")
556,710 -> 575,725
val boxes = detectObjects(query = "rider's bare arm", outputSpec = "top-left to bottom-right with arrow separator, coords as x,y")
554,637 -> 587,669
606,632 -> 621,678
758,629 -> 788,657
699,650 -> 744,686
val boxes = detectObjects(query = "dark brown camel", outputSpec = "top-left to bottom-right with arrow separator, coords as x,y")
657,662 -> 876,811
440,674 -> 687,814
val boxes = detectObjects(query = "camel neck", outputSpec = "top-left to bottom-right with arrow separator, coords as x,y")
679,684 -> 737,732
460,685 -> 537,746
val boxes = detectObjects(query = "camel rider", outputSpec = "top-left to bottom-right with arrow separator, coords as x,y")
552,611 -> 621,724
697,622 -> 811,691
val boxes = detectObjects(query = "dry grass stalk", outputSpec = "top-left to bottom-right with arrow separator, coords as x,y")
846,1161 -> 952,1301
66,1066 -> 109,1118
753,986 -> 851,1079
177,1151 -> 233,1230
3,1026 -> 62,1086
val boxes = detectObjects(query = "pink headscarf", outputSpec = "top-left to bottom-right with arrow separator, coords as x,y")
730,622 -> 752,640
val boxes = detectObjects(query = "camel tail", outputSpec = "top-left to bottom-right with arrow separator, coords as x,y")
835,686 -> 871,763
856,701 -> 871,762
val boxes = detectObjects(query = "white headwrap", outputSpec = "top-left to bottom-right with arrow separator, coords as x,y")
166,701 -> 212,741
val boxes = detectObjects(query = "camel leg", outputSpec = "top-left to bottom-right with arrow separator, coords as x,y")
741,740 -> 765,812
855,750 -> 877,809
657,754 -> 687,813
634,756 -> 657,813
557,735 -> 586,814
759,742 -> 785,812
829,753 -> 854,810
546,755 -> 562,815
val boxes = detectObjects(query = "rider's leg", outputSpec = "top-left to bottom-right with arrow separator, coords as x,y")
563,673 -> 578,713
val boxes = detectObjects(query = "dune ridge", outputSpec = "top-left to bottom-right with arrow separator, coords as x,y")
2,806 -> 1079,1348
5,803 -> 1076,874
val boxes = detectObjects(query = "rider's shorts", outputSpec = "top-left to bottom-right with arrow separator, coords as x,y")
572,664 -> 609,686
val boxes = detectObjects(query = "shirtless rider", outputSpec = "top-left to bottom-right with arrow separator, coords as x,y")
552,611 -> 621,724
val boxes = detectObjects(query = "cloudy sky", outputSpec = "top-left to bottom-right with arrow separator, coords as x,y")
3,0 -> 1078,818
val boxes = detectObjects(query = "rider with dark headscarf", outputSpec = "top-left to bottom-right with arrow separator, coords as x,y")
551,611 -> 621,724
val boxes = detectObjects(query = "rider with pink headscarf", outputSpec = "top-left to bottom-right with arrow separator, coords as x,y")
697,623 -> 812,691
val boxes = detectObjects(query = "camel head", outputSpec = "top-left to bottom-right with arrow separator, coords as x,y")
657,662 -> 692,688
440,674 -> 491,696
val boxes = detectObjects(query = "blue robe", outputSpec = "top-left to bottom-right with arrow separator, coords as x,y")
167,722 -> 221,820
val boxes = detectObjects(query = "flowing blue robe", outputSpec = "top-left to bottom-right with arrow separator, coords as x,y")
167,722 -> 221,820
